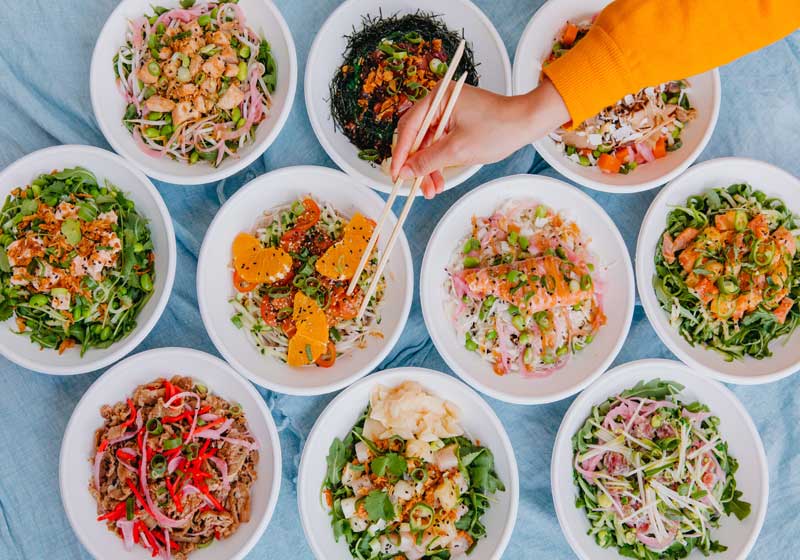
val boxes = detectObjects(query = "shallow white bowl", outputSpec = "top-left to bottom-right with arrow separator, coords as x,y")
306,0 -> 512,195
297,367 -> 519,560
512,0 -> 720,193
91,0 -> 297,185
59,347 -> 282,560
0,145 -> 176,375
551,359 -> 768,560
420,174 -> 634,404
637,157 -> 800,384
197,165 -> 413,395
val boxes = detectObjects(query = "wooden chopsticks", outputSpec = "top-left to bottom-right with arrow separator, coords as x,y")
346,39 -> 466,298
351,40 -> 469,319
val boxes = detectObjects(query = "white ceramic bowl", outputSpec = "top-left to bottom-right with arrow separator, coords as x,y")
197,165 -> 413,395
91,0 -> 297,185
420,174 -> 634,404
297,367 -> 519,560
512,0 -> 720,193
59,347 -> 282,560
0,145 -> 176,375
637,157 -> 800,384
551,359 -> 768,560
305,0 -> 512,195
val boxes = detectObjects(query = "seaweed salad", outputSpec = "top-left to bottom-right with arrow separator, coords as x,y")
330,12 -> 480,166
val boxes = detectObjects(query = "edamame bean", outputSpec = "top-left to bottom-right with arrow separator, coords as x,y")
237,61 -> 247,81
100,326 -> 112,341
140,273 -> 153,292
29,294 -> 48,307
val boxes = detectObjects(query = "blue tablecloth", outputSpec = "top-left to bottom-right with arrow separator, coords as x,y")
1,1 -> 799,558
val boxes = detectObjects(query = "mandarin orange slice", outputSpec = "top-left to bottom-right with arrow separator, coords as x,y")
231,232 -> 292,284
287,292 -> 330,366
316,213 -> 376,281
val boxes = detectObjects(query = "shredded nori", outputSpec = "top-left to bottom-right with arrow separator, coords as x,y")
330,11 -> 480,164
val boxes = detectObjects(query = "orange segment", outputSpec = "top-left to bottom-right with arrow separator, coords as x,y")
316,213 -> 376,281
287,292 -> 330,366
232,232 -> 292,284
287,334 -> 328,366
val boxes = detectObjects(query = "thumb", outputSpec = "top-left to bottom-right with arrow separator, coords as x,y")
398,133 -> 461,180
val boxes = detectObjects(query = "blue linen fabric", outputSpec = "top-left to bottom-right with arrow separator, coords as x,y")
0,1 -> 799,558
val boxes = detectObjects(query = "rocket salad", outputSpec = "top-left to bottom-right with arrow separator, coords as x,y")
322,382 -> 504,559
573,379 -> 751,559
654,183 -> 800,360
0,168 -> 155,355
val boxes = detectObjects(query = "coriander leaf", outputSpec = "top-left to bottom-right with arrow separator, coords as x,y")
363,490 -> 394,522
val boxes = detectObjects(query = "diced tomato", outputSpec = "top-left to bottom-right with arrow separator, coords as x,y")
315,341 -> 337,368
597,153 -> 622,174
232,270 -> 258,292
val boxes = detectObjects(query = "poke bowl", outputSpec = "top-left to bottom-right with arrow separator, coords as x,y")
420,173 -> 634,404
197,165 -> 413,395
91,0 -> 297,185
637,157 -> 800,384
551,359 -> 768,560
513,0 -> 720,193
0,145 -> 175,375
297,367 -> 519,560
59,347 -> 282,560
305,0 -> 512,195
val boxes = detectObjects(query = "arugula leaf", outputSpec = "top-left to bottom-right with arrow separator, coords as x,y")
363,490 -> 394,522
620,378 -> 684,400
325,437 -> 348,486
724,488 -> 752,520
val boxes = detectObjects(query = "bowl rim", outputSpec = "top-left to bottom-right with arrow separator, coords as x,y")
296,366 -> 520,560
196,164 -> 414,395
635,156 -> 800,384
58,346 -> 283,560
90,0 -> 298,186
420,173 -> 635,404
550,358 -> 769,560
511,0 -> 721,194
0,144 -> 176,375
304,0 -> 512,195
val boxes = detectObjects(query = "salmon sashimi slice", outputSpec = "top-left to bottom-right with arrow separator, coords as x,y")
462,256 -> 592,313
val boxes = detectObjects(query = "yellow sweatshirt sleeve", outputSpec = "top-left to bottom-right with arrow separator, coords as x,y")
543,0 -> 800,126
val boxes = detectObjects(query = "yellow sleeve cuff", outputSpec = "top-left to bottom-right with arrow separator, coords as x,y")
542,26 -> 634,127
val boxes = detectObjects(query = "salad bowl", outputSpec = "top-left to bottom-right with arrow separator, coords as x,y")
513,0 -> 720,193
637,157 -> 800,384
297,367 -> 519,560
59,347 -> 282,560
0,145 -> 175,375
305,0 -> 512,195
197,165 -> 413,395
91,0 -> 297,185
551,359 -> 768,560
420,174 -> 634,404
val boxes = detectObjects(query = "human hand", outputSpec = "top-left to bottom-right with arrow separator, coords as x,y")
390,77 -> 571,198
